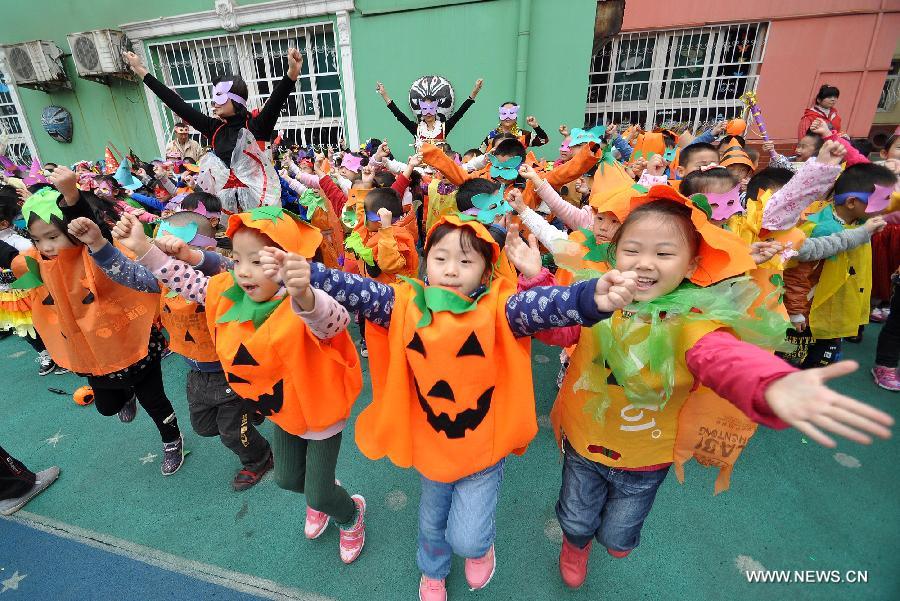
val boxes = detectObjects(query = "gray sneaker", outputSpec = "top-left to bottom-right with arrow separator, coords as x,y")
118,396 -> 138,423
0,466 -> 60,516
161,435 -> 184,476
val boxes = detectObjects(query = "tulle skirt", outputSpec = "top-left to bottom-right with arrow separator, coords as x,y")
195,128 -> 281,214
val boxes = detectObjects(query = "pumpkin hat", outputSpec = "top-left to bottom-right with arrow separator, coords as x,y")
719,138 -> 754,170
627,185 -> 756,286
630,131 -> 666,161
588,148 -> 648,220
226,205 -> 322,258
425,213 -> 500,265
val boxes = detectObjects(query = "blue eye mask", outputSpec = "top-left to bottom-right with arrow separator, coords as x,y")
156,221 -> 217,248
471,185 -> 511,224
568,125 -> 606,146
486,154 -> 523,180
365,210 -> 401,224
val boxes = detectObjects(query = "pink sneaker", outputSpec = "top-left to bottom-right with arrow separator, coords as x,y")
464,544 -> 496,590
305,479 -> 340,539
305,506 -> 330,539
338,494 -> 366,564
872,366 -> 900,392
418,575 -> 447,601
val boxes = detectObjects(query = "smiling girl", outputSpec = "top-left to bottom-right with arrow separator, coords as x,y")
548,185 -> 893,590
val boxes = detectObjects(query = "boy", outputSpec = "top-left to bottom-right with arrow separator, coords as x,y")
781,163 -> 895,367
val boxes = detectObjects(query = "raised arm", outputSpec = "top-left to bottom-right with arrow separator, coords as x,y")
761,141 -> 845,231
124,52 -> 218,138
446,79 -> 482,134
421,142 -> 470,186
249,49 -> 302,140
376,82 -> 418,136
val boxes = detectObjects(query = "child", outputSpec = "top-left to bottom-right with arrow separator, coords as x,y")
512,161 -> 635,247
0,192 -> 65,375
780,163 -> 896,367
123,204 -> 367,562
718,140 -> 755,194
84,211 -> 274,490
482,102 -> 549,150
679,168 -> 743,227
763,131 -> 825,173
872,268 -> 899,390
15,167 -> 185,475
376,79 -> 483,148
123,49 -> 302,212
548,185 -> 893,589
293,214 -> 636,600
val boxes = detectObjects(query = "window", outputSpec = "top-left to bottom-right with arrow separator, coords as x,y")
878,59 -> 900,112
0,70 -> 36,164
585,23 -> 768,133
146,22 -> 345,149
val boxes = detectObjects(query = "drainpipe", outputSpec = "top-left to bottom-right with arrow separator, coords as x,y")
514,0 -> 532,112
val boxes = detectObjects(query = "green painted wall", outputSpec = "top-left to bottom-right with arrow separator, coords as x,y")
6,0 -> 596,164
350,0 -> 597,158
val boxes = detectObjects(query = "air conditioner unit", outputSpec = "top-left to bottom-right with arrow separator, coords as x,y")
0,41 -> 70,91
66,29 -> 131,83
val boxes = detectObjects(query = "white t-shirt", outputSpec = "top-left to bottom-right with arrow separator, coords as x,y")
0,227 -> 33,252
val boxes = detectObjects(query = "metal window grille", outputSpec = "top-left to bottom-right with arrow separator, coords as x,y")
585,22 -> 768,133
145,22 -> 345,151
0,70 -> 35,164
877,58 -> 900,112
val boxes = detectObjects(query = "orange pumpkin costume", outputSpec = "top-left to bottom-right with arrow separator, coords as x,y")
203,207 -> 362,436
550,186 -> 786,493
160,287 -> 218,363
13,247 -> 159,376
356,216 -> 536,483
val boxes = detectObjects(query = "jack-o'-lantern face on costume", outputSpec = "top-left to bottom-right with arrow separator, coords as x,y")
408,328 -> 493,439
355,215 -> 538,483
203,206 -> 362,436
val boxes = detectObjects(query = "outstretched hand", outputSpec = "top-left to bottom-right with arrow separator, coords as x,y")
749,240 -> 783,265
764,361 -> 894,447
593,269 -> 637,313
505,223 -> 542,279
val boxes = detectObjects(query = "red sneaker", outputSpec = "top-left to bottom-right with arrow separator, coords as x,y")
418,575 -> 447,601
559,536 -> 592,589
338,494 -> 366,564
607,547 -> 632,558
465,544 -> 496,590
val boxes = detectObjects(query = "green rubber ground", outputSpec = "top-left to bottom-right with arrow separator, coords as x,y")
2,324 -> 898,601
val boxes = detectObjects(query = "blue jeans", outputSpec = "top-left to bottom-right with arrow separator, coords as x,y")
556,441 -> 668,552
417,460 -> 505,579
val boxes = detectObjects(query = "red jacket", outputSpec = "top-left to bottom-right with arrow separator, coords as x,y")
798,107 -> 842,140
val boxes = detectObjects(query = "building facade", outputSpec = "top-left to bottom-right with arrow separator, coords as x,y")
0,0 -> 596,165
1,0 -> 897,167
587,0 -> 900,145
